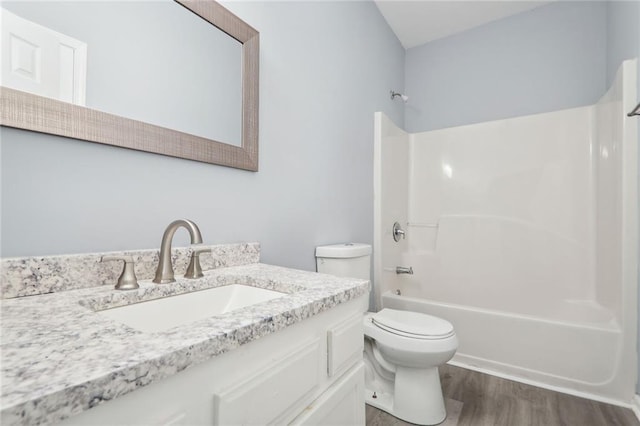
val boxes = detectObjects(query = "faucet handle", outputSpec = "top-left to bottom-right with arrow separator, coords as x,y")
185,245 -> 211,279
101,255 -> 140,290
392,222 -> 406,242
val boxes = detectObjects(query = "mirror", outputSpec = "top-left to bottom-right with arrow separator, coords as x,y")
0,0 -> 259,171
1,1 -> 243,146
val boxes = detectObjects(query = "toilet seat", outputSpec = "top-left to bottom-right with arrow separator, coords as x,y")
372,309 -> 455,340
363,309 -> 458,373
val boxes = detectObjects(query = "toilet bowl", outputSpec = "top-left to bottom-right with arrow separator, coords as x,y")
363,309 -> 458,425
315,243 -> 458,425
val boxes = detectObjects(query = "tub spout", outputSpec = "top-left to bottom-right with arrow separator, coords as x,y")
396,266 -> 413,275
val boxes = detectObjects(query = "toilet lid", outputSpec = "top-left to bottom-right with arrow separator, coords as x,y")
372,308 -> 455,339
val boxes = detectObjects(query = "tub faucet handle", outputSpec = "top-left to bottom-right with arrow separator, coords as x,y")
185,245 -> 211,279
101,255 -> 139,290
393,222 -> 406,242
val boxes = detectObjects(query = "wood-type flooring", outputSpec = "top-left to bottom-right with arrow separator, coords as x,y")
366,364 -> 639,426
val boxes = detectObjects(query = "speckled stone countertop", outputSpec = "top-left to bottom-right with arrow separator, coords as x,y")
1,259 -> 369,425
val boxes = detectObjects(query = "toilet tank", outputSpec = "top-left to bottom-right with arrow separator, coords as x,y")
315,243 -> 372,280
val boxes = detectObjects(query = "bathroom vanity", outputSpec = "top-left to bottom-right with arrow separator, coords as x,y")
0,243 -> 369,425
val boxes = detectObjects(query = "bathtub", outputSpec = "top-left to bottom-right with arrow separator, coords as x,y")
381,290 -> 627,403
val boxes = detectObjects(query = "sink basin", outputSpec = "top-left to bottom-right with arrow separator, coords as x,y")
97,285 -> 286,333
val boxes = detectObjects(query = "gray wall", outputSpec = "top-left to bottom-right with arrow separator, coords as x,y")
0,1 -> 405,274
404,1 -> 607,133
606,0 -> 640,85
605,0 -> 640,396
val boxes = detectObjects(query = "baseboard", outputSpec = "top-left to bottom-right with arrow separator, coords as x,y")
447,359 -> 633,409
632,394 -> 640,422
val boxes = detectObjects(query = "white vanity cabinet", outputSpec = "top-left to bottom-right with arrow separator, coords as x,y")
60,295 -> 368,426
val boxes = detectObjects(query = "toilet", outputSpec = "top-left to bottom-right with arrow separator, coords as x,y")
316,243 -> 458,426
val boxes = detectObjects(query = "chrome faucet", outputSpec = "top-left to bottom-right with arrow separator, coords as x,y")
396,266 -> 413,275
153,219 -> 207,284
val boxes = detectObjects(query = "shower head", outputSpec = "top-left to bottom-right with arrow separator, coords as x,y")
390,90 -> 409,103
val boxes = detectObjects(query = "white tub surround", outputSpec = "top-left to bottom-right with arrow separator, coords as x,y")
374,59 -> 638,404
373,112 -> 410,310
0,244 -> 370,425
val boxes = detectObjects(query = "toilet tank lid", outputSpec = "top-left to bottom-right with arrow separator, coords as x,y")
315,243 -> 372,258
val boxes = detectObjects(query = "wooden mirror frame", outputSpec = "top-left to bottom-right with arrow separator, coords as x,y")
0,0 -> 259,171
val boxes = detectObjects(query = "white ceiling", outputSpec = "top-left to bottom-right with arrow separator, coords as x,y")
374,1 -> 554,49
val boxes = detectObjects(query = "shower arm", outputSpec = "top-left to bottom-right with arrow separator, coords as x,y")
628,102 -> 640,117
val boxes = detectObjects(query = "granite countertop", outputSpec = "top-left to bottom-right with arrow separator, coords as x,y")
0,263 -> 369,425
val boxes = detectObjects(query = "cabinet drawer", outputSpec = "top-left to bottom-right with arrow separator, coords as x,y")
327,313 -> 363,377
213,338 -> 320,425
